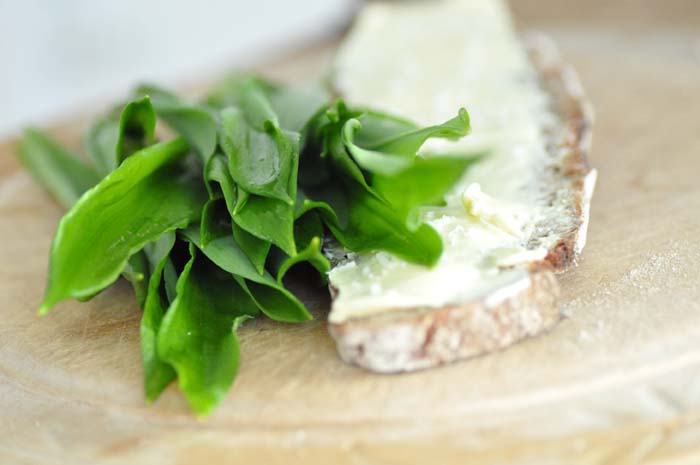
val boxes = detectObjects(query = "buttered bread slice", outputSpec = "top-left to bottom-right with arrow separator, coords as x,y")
326,0 -> 596,372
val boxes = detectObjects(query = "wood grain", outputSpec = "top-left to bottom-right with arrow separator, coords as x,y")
1,2 -> 700,463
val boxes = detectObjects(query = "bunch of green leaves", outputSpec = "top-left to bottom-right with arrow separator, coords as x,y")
16,74 -> 476,417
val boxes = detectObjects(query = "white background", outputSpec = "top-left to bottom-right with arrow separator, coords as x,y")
0,0 -> 357,137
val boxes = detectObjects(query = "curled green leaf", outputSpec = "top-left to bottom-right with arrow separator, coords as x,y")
342,108 -> 471,176
38,138 -> 206,314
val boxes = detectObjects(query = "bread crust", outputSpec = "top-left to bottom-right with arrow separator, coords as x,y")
525,34 -> 597,270
328,35 -> 595,373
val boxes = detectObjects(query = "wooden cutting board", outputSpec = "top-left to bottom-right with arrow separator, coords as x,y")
2,2 -> 700,464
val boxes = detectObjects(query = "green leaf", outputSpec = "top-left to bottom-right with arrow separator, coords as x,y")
324,114 -> 376,195
369,108 -> 470,153
232,194 -> 296,257
325,184 -> 444,267
157,245 -> 259,417
373,155 -> 482,229
38,138 -> 207,314
268,85 -> 328,133
205,74 -> 328,132
22,123 -> 161,309
342,108 -> 471,176
85,96 -> 157,177
276,236 -> 329,284
234,277 -> 307,323
232,221 -> 270,275
234,187 -> 250,214
346,109 -> 418,146
204,73 -> 249,110
182,227 -> 311,323
267,211 -> 329,283
116,95 -> 157,164
122,251 -> 149,309
138,84 -> 218,161
204,153 -> 236,205
203,155 -> 271,273
163,257 -> 179,304
140,232 -> 177,402
300,101 -> 380,199
341,118 -> 414,176
219,107 -> 294,204
200,198 -> 227,247
237,78 -> 278,130
299,103 -> 473,266
229,125 -> 299,257
85,118 -> 120,177
17,128 -> 100,209
293,209 -> 325,249
295,187 -> 344,226
232,314 -> 254,331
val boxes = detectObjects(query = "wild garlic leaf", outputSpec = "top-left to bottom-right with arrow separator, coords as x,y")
85,96 -> 157,177
295,190 -> 338,220
234,277 -> 310,323
140,232 -> 177,402
373,155 -> 482,229
20,126 -> 156,308
267,211 -> 329,283
200,198 -> 227,248
157,245 -> 259,417
204,74 -> 248,110
39,138 -> 207,314
234,187 -> 250,214
324,184 -> 444,267
204,153 -> 236,205
274,237 -> 329,284
229,132 -> 299,257
205,75 -> 327,133
342,108 -> 471,176
368,108 -> 470,153
341,118 -> 414,176
122,251 -> 150,309
232,193 -> 296,257
237,78 -> 278,130
297,104 -> 474,266
18,128 -> 100,209
85,118 -> 120,177
162,257 -> 179,304
300,102 -> 384,203
219,107 -> 294,204
297,109 -> 332,188
232,221 -> 270,276
294,210 -> 325,250
137,84 -> 218,162
275,212 -> 330,283
346,109 -> 418,146
324,124 -> 377,195
183,226 -> 311,323
204,155 -> 271,274
116,95 -> 157,164
267,84 -> 328,133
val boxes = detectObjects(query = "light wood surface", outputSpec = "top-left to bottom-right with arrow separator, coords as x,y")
2,2 -> 700,464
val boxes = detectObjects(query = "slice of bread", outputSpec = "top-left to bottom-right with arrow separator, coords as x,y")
326,2 -> 596,373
